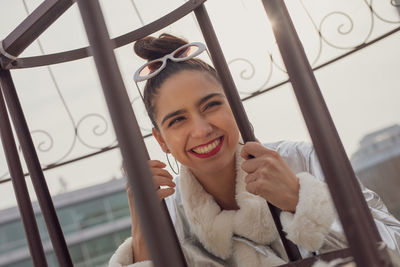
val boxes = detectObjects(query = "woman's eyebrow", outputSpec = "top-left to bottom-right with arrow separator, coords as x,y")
197,93 -> 225,107
161,109 -> 186,126
160,93 -> 224,126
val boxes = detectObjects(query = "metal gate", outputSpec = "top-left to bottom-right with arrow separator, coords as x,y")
0,0 -> 396,266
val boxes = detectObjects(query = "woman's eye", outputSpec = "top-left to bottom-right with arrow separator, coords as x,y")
203,101 -> 222,112
168,116 -> 185,127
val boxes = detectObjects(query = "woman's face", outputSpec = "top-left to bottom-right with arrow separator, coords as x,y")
152,70 -> 240,176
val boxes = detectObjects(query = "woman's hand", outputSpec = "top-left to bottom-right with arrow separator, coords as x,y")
240,142 -> 299,212
125,160 -> 176,262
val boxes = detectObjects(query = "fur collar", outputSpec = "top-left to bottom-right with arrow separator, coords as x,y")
179,146 -> 278,260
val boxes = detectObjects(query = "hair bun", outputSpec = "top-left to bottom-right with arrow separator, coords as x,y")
134,33 -> 188,61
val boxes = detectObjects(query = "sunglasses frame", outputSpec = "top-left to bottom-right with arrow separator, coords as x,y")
133,42 -> 207,83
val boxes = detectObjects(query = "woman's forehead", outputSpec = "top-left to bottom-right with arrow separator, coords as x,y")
154,71 -> 223,117
158,71 -> 222,103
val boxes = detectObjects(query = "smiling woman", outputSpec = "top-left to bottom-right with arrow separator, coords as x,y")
152,71 -> 239,184
109,34 -> 400,267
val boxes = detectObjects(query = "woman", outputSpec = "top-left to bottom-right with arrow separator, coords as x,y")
109,34 -> 400,267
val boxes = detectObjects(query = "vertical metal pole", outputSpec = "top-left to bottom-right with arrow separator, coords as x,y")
261,1 -> 392,266
0,70 -> 73,266
0,70 -> 48,267
77,0 -> 187,266
194,4 -> 302,261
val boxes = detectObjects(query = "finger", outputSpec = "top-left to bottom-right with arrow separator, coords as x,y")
240,142 -> 264,159
241,157 -> 269,173
126,183 -> 134,201
245,181 -> 259,196
154,175 -> 176,188
240,142 -> 278,159
125,184 -> 138,221
244,173 -> 258,184
157,187 -> 175,199
148,160 -> 167,168
151,167 -> 173,180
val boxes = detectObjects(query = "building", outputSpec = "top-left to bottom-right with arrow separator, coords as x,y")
0,178 -> 130,267
351,124 -> 400,220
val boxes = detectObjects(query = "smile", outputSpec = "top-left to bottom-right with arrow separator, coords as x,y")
190,136 -> 224,158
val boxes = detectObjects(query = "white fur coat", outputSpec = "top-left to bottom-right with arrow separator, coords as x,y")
109,143 -> 338,267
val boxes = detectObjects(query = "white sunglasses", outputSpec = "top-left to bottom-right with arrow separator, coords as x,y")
133,42 -> 207,83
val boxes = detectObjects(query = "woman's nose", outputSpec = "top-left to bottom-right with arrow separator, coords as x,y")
190,117 -> 213,138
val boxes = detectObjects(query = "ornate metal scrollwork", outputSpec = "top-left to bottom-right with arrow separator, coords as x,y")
76,113 -> 115,150
0,0 -> 399,183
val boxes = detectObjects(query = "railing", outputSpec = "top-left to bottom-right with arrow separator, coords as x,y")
1,0 -> 399,183
0,0 -> 397,266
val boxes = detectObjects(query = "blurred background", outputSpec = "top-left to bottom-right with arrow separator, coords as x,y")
0,0 -> 399,266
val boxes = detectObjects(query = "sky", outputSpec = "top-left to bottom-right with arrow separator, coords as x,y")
0,0 -> 399,210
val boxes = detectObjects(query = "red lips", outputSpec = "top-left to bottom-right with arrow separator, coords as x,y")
189,136 -> 224,159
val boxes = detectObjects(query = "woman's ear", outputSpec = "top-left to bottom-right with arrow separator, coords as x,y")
152,128 -> 169,153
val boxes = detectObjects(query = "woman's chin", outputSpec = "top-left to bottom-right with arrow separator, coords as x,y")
189,149 -> 236,176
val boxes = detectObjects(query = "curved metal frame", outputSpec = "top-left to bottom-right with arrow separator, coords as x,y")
1,0 -> 399,182
0,0 -> 395,266
0,23 -> 399,185
3,0 -> 206,69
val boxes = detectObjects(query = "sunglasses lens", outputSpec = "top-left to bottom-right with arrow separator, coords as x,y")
139,61 -> 163,77
173,45 -> 199,59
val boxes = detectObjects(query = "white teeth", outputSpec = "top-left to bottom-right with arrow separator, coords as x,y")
193,138 -> 221,154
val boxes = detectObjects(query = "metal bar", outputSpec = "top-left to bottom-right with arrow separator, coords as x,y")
0,0 -> 74,68
0,70 -> 73,266
261,1 -> 392,266
77,0 -> 187,266
0,133 -> 153,185
0,70 -> 48,267
194,3 -> 302,261
6,0 -> 206,70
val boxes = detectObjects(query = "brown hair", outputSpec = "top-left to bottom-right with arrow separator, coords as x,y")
134,33 -> 219,130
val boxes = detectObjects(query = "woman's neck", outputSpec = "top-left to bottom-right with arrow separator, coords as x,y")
190,156 -> 239,210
